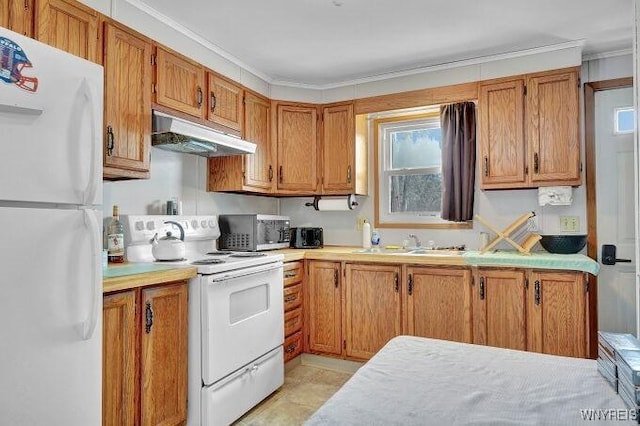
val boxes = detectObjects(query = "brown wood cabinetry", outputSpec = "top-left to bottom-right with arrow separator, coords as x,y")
344,263 -> 401,360
207,71 -> 243,132
103,281 -> 188,426
527,271 -> 588,358
473,269 -> 527,351
1,0 -> 34,36
154,45 -> 205,118
404,267 -> 472,343
208,90 -> 273,193
479,67 -> 581,189
283,261 -> 304,362
307,260 -> 342,355
321,102 -> 355,194
275,102 -> 319,193
103,290 -> 138,426
102,21 -> 152,179
35,0 -> 99,62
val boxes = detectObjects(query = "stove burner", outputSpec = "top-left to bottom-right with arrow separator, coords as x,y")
205,251 -> 232,256
229,252 -> 267,258
191,258 -> 226,265
155,258 -> 187,262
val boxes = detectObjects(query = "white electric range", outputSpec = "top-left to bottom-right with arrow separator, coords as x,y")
123,215 -> 285,425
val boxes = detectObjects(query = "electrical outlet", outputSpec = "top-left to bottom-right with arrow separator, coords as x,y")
560,216 -> 580,232
356,215 -> 367,231
529,214 -> 540,232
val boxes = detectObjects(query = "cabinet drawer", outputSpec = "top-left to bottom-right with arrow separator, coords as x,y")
283,284 -> 302,311
283,261 -> 303,287
283,331 -> 303,363
284,307 -> 303,337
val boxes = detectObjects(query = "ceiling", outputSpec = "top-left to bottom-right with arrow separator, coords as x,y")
137,0 -> 633,88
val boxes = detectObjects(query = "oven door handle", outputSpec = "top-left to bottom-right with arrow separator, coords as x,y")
209,262 -> 283,282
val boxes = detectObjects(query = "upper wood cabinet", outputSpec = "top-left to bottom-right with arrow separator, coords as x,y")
344,263 -> 401,360
1,0 -> 35,37
321,102 -> 355,194
404,267 -> 473,344
275,102 -> 319,193
35,0 -> 99,63
306,260 -> 342,355
208,90 -> 273,193
207,71 -> 243,133
102,21 -> 152,179
527,271 -> 588,358
526,71 -> 581,184
478,67 -> 581,189
154,45 -> 205,118
473,269 -> 527,351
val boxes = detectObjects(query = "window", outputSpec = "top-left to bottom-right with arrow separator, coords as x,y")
375,112 -> 455,227
614,107 -> 635,134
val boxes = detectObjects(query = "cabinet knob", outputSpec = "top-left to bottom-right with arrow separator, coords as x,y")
106,125 -> 115,157
347,165 -> 352,183
279,166 -> 283,184
479,276 -> 485,300
533,153 -> 539,174
394,272 -> 399,293
268,165 -> 274,182
196,86 -> 203,108
534,280 -> 541,305
407,274 -> 413,296
484,156 -> 489,177
210,92 -> 217,112
145,301 -> 154,333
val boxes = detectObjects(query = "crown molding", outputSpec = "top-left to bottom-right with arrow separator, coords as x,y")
582,48 -> 632,61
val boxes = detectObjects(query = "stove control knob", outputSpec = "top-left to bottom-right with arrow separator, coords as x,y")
191,220 -> 198,229
135,221 -> 144,231
208,219 -> 216,228
146,221 -> 155,231
182,221 -> 189,230
201,220 -> 207,228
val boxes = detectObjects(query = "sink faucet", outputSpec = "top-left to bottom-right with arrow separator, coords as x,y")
408,234 -> 421,248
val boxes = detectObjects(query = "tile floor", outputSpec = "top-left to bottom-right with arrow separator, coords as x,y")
233,360 -> 355,425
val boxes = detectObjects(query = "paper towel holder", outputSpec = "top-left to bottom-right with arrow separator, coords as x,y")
305,194 -> 359,211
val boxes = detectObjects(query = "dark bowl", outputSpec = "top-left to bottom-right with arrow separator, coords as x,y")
539,235 -> 587,254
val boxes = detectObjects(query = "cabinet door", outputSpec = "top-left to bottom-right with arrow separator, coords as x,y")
307,261 -> 342,355
526,70 -> 581,185
103,22 -> 152,179
527,271 -> 587,358
140,282 -> 188,426
1,0 -> 34,37
276,103 -> 318,193
344,264 -> 401,359
405,267 -> 472,343
35,0 -> 99,62
479,79 -> 526,188
243,91 -> 273,190
473,269 -> 527,351
322,103 -> 355,194
155,46 -> 205,118
207,72 -> 243,132
103,290 -> 138,426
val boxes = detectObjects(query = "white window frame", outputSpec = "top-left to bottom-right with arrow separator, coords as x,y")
376,115 -> 453,227
614,107 -> 635,134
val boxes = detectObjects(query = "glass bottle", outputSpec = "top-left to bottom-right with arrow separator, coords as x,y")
107,205 -> 125,263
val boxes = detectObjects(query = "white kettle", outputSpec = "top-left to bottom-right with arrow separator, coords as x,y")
150,221 -> 186,261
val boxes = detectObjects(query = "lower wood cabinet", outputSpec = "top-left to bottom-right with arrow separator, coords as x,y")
405,267 -> 472,343
283,261 -> 304,363
103,280 -> 188,426
307,260 -> 342,355
304,261 -> 589,361
473,269 -> 527,351
344,263 -> 401,359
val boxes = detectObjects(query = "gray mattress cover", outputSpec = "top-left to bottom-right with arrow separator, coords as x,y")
306,336 -> 635,425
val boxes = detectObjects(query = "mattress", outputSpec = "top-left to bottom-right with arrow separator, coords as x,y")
306,336 -> 635,425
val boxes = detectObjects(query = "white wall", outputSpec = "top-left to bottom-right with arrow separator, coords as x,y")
103,148 -> 278,218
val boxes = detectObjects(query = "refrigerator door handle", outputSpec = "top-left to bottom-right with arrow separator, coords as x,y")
80,78 -> 100,206
82,208 -> 101,340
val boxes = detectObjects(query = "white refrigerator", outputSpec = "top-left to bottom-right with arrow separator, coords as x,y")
0,28 -> 103,425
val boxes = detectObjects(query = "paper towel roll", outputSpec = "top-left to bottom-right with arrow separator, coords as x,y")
309,194 -> 358,211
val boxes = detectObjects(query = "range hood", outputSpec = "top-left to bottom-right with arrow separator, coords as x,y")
151,110 -> 256,157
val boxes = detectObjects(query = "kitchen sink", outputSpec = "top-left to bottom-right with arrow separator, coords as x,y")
351,247 -> 463,255
403,249 -> 463,256
352,247 -> 412,254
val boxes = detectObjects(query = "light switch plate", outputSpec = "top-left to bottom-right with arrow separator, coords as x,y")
560,216 -> 580,232
356,215 -> 367,231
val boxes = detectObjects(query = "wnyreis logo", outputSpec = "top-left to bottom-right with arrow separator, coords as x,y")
0,37 -> 39,92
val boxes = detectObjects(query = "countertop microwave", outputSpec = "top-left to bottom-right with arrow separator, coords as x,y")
218,214 -> 290,251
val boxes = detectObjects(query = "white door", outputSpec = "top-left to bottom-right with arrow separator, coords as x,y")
595,87 -> 636,334
0,28 -> 103,206
0,206 -> 102,425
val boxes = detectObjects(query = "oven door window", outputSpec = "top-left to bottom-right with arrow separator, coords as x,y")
229,284 -> 269,324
